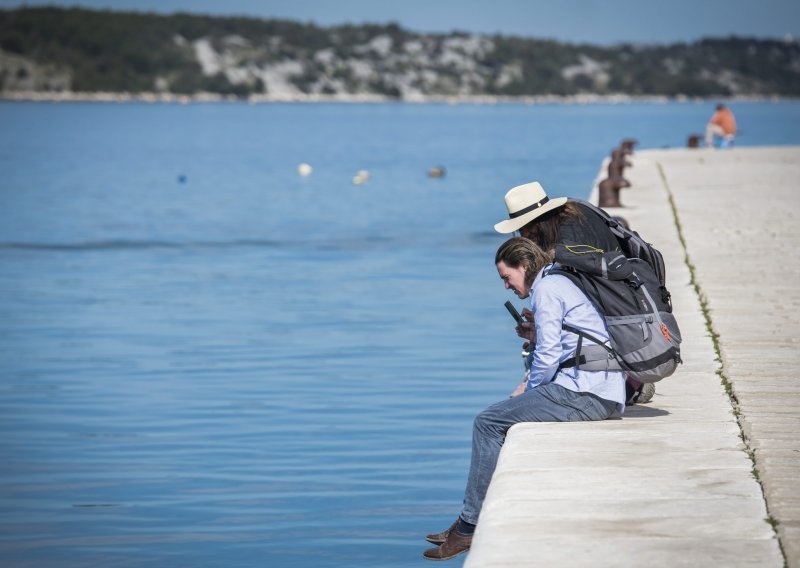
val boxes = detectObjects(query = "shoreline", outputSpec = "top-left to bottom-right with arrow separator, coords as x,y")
1,91 -> 797,105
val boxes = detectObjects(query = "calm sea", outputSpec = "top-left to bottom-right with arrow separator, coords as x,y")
1,100 -> 799,567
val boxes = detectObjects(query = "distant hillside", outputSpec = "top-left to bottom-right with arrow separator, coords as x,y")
1,7 -> 799,100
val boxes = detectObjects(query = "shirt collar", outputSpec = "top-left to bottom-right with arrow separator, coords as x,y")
530,262 -> 557,291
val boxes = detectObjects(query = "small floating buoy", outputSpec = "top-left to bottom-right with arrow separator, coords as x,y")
428,165 -> 446,178
297,163 -> 313,177
352,170 -> 369,185
178,174 -> 188,184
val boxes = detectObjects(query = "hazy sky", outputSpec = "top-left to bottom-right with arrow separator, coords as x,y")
2,0 -> 799,45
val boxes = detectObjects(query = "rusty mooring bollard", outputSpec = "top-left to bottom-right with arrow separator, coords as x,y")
608,152 -> 629,178
598,176 -> 631,208
687,134 -> 701,148
621,139 -> 638,153
611,149 -> 632,167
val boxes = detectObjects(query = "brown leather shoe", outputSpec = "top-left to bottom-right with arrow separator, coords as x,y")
423,530 -> 472,561
425,520 -> 457,545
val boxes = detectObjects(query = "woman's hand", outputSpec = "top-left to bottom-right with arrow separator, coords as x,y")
511,371 -> 529,397
515,308 -> 536,344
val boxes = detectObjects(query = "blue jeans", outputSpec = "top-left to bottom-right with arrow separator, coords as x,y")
460,382 -> 618,524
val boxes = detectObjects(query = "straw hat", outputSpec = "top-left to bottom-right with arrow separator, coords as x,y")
494,181 -> 568,234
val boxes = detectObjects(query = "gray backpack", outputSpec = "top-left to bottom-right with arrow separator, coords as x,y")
549,246 -> 682,383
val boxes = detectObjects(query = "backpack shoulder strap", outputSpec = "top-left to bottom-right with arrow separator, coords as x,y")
545,265 -> 580,284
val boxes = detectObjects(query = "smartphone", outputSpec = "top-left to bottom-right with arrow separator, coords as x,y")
504,301 -> 524,325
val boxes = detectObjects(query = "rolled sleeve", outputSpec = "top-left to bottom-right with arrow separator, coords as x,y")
526,280 -> 566,390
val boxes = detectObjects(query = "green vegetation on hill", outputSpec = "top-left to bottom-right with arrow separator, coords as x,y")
1,7 -> 799,98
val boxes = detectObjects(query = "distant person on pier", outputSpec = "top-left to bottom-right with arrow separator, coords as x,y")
494,181 -> 655,405
422,237 -> 625,561
705,103 -> 737,148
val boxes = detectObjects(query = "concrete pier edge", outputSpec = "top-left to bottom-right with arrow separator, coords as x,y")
657,159 -> 786,559
463,146 -> 799,567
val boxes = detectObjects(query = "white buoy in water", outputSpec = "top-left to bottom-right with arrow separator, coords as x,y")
352,170 -> 369,185
428,165 -> 446,178
298,163 -> 313,177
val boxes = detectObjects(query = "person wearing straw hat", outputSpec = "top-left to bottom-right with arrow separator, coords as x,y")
495,181 -> 655,406
494,181 -> 618,253
422,236 -> 626,561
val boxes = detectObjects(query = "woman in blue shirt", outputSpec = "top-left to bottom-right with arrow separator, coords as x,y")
423,237 -> 625,561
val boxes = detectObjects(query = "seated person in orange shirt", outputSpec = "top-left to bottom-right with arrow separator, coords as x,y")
705,103 -> 737,148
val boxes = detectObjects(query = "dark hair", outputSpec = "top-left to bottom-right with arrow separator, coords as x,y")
495,237 -> 553,289
518,202 -> 584,251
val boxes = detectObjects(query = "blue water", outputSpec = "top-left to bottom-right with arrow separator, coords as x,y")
1,100 -> 799,567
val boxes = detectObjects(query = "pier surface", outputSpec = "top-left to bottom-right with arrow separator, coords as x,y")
465,146 -> 800,567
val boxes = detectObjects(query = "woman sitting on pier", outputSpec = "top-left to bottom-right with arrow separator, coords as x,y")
423,237 -> 626,561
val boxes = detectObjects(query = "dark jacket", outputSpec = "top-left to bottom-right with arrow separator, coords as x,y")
558,202 -> 620,253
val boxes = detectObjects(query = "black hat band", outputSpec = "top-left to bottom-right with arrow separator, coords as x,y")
509,196 -> 550,219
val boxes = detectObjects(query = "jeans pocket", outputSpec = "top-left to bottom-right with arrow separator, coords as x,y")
567,396 -> 596,421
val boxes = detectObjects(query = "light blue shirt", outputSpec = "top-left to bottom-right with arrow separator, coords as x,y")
526,263 -> 626,414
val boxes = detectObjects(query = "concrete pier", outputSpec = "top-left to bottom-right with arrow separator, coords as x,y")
464,146 -> 800,567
